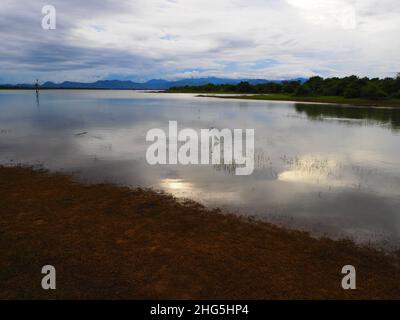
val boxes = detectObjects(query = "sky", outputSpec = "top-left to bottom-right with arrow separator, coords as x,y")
1,0 -> 400,83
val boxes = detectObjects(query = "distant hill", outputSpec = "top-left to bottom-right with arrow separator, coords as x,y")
1,77 -> 308,90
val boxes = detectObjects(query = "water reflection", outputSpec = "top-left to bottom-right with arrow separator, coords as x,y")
36,91 -> 40,109
160,178 -> 194,193
295,103 -> 400,130
0,90 -> 400,248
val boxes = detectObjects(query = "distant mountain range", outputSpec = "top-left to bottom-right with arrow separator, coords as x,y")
0,77 -> 308,90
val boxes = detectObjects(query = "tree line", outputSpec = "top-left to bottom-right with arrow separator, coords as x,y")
167,75 -> 400,100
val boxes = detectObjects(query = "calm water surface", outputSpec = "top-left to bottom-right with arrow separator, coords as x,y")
1,90 -> 400,247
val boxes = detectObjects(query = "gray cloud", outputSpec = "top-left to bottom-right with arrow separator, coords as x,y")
1,0 -> 400,83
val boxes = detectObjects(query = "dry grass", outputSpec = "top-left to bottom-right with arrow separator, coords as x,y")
0,166 -> 399,299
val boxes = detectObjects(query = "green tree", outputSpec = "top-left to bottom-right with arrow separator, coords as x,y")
236,81 -> 252,93
294,85 -> 311,96
361,83 -> 387,100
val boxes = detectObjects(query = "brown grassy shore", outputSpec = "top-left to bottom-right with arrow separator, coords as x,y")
0,166 -> 399,299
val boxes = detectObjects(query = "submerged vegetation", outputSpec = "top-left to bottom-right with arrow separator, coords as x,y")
166,75 -> 400,105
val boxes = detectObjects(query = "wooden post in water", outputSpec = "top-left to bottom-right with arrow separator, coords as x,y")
35,79 -> 40,107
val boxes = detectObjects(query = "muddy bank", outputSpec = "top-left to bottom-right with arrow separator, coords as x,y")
0,166 -> 399,299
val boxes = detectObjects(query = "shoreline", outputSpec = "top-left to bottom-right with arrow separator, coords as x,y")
166,92 -> 400,108
1,165 -> 399,299
198,94 -> 400,108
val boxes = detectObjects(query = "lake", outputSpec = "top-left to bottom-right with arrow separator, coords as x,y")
1,90 -> 400,247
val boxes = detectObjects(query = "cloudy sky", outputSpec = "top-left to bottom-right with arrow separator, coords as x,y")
1,0 -> 400,83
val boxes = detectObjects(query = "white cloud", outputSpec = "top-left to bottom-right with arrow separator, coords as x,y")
286,0 -> 357,29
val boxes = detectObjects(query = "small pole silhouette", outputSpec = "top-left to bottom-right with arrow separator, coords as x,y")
35,79 -> 40,107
